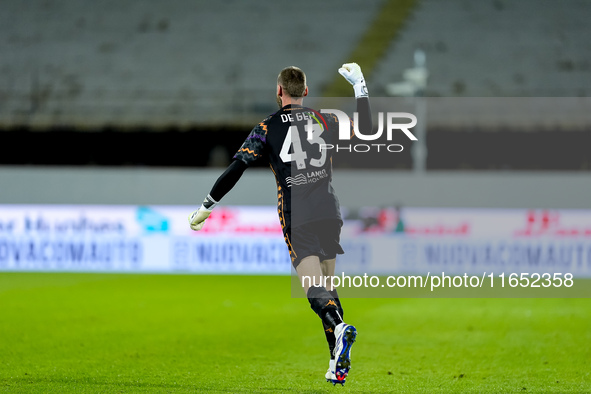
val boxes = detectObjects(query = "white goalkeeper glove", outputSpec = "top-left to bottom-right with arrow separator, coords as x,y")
188,194 -> 218,231
338,62 -> 368,98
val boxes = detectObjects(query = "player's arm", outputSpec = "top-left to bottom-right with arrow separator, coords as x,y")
188,123 -> 267,231
338,62 -> 372,135
188,159 -> 248,231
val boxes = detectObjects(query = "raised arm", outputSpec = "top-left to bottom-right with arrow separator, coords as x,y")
338,62 -> 372,135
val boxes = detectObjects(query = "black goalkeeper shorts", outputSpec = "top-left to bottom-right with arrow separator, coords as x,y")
287,219 -> 344,268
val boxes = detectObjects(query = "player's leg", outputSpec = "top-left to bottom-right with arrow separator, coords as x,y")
319,257 -> 356,385
319,257 -> 344,383
296,255 -> 343,330
292,223 -> 354,385
319,258 -> 343,357
319,258 -> 336,290
320,258 -> 342,315
296,255 -> 327,294
317,222 -> 356,385
318,225 -> 346,336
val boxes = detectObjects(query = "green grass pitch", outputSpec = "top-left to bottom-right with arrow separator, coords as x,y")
1,273 -> 590,393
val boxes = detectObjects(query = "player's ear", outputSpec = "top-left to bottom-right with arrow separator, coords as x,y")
303,86 -> 308,97
277,84 -> 282,97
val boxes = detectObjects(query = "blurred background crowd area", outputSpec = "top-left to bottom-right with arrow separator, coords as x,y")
1,0 -> 590,170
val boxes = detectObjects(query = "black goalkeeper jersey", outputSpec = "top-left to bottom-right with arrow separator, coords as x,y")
233,104 -> 352,231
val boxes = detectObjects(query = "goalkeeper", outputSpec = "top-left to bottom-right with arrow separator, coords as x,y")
189,63 -> 372,385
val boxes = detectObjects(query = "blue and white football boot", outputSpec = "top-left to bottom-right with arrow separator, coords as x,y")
326,323 -> 357,385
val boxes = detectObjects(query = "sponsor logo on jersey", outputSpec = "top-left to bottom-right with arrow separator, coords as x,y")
285,169 -> 329,187
286,174 -> 307,187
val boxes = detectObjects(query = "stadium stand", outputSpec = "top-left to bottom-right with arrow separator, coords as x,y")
372,0 -> 591,97
370,0 -> 591,170
1,0 -> 589,169
0,0 -> 384,128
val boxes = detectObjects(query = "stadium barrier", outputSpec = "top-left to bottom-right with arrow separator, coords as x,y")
0,205 -> 590,277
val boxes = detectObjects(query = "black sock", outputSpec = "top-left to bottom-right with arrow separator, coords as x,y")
328,289 -> 344,320
307,286 -> 344,332
323,321 -> 336,359
324,290 -> 344,358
